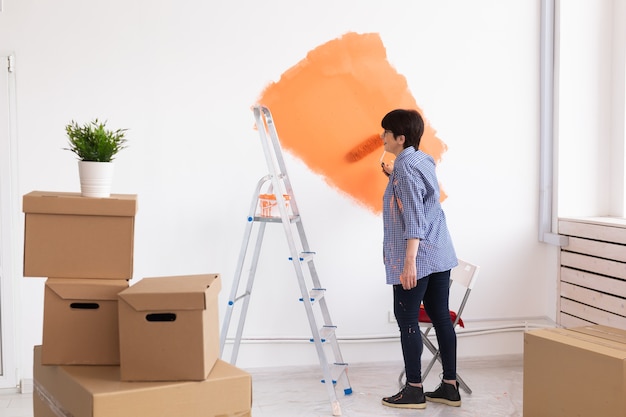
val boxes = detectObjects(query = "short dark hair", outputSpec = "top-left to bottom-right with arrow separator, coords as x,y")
381,109 -> 425,149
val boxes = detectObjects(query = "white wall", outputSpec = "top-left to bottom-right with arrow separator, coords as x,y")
0,0 -> 568,384
556,0 -> 619,217
608,0 -> 626,217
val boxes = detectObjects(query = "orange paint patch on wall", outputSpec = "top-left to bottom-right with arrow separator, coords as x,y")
258,32 -> 447,214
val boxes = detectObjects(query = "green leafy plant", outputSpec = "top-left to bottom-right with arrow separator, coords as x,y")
64,119 -> 128,162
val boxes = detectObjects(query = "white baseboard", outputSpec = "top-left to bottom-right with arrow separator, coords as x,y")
223,316 -> 555,369
0,378 -> 33,395
20,378 -> 33,394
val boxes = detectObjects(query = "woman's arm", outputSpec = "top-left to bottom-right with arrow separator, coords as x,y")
400,238 -> 420,290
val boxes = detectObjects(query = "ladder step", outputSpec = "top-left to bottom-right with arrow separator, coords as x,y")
288,251 -> 316,262
310,325 -> 336,343
249,214 -> 300,223
321,363 -> 352,395
299,288 -> 326,304
228,291 -> 251,305
320,325 -> 336,342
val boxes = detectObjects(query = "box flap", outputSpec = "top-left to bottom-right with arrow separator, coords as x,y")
526,327 -> 626,359
23,191 -> 137,216
46,278 -> 129,301
119,274 -> 220,311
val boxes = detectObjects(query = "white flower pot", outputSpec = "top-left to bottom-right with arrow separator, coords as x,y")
78,160 -> 115,198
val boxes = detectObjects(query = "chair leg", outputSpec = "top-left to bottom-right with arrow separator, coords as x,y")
422,351 -> 439,379
398,369 -> 405,389
423,342 -> 473,395
421,332 -> 439,380
421,331 -> 438,355
456,373 -> 472,394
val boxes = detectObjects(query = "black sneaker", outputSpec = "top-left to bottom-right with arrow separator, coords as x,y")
381,384 -> 426,409
425,381 -> 461,407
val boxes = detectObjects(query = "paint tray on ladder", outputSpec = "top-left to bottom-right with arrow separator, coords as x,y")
258,193 -> 291,217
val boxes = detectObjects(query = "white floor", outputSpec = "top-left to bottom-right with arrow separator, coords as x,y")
0,356 -> 523,417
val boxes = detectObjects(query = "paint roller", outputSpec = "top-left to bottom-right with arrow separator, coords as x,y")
345,134 -> 382,162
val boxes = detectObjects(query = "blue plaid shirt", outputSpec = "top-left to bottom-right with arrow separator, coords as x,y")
382,146 -> 457,285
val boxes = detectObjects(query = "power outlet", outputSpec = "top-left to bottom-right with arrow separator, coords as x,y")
387,311 -> 396,323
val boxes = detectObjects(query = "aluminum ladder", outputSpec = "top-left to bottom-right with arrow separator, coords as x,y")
219,105 -> 352,416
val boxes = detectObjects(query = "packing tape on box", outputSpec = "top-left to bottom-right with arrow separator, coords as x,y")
34,380 -> 73,417
230,411 -> 252,417
550,327 -> 626,350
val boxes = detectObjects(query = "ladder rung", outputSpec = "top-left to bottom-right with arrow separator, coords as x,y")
321,363 -> 352,395
320,325 -> 337,340
229,291 -> 251,305
310,325 -> 337,343
250,215 -> 299,223
288,251 -> 316,262
299,288 -> 326,304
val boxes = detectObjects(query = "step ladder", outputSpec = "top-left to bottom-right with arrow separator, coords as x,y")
219,105 -> 352,416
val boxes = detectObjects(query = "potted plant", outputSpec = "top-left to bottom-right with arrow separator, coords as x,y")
64,119 -> 128,198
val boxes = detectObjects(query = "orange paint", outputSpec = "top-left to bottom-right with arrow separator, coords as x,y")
258,32 -> 447,214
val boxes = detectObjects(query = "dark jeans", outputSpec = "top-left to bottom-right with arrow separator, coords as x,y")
393,270 -> 457,383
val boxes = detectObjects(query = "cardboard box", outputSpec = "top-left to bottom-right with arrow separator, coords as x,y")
118,273 -> 221,381
33,345 -> 252,417
524,325 -> 626,417
42,278 -> 128,365
23,191 -> 137,279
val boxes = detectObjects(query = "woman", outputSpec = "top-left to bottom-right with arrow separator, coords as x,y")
379,109 -> 460,409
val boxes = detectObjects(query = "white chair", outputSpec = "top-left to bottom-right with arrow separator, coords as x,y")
398,259 -> 480,394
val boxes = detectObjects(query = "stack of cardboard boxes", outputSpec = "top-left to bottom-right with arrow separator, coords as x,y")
23,191 -> 252,417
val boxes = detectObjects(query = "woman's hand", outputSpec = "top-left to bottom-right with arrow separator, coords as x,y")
400,262 -> 417,290
381,162 -> 393,177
